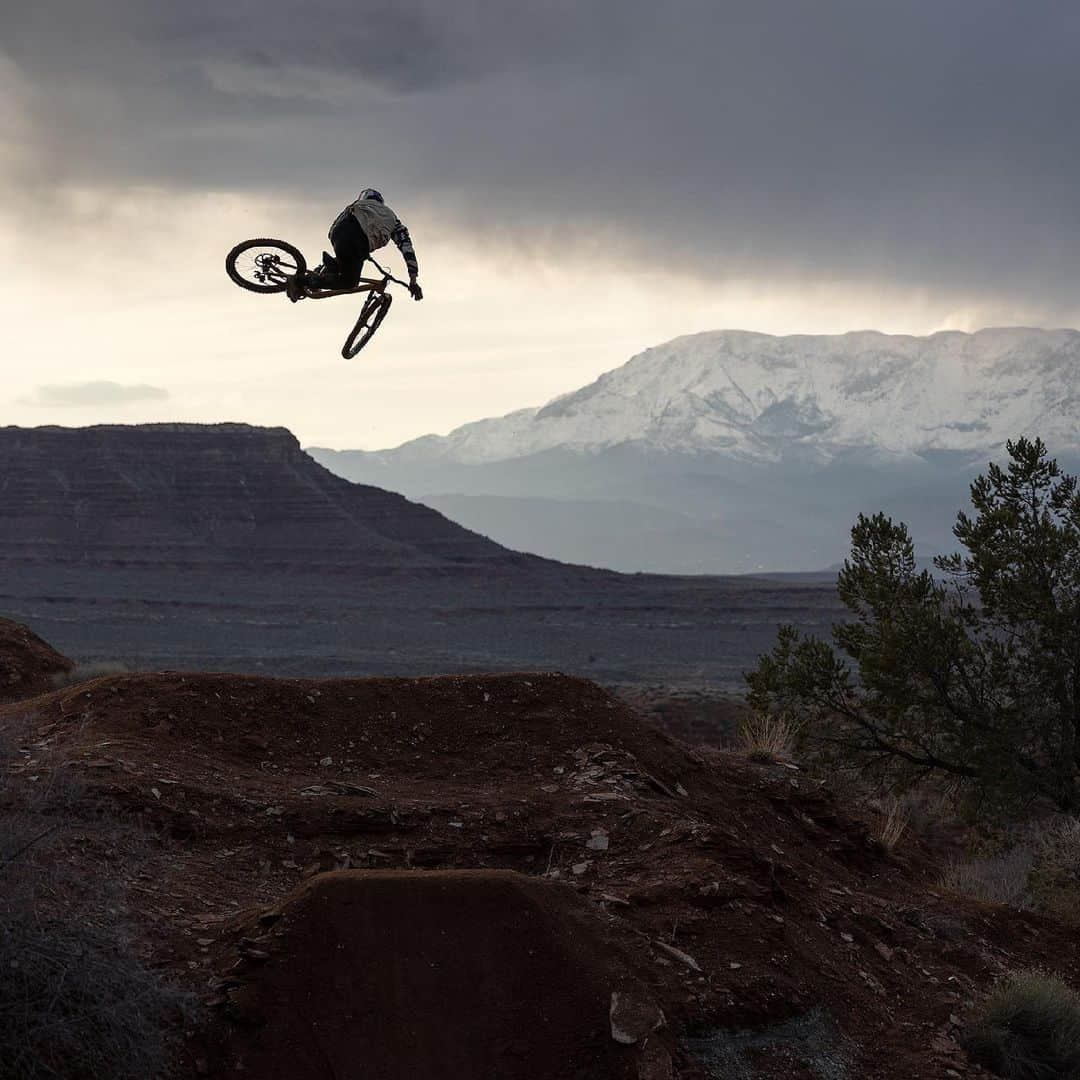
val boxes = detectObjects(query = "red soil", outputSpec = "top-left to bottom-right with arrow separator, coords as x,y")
0,616 -> 72,703
3,668 -> 1077,1078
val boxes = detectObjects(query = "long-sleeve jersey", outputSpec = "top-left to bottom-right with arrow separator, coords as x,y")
333,198 -> 419,278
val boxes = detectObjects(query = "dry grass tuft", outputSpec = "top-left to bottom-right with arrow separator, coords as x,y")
1027,816 -> 1080,926
738,711 -> 800,763
961,969 -> 1080,1079
940,844 -> 1034,908
872,796 -> 909,851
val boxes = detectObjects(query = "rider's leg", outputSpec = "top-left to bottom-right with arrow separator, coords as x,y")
320,215 -> 370,289
290,216 -> 370,301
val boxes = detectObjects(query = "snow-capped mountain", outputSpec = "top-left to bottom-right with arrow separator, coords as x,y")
310,329 -> 1080,574
379,328 -> 1080,465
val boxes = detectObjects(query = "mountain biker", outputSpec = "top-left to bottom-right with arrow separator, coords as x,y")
287,188 -> 423,302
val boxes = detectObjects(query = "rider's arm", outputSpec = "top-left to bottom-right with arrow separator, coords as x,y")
391,220 -> 422,299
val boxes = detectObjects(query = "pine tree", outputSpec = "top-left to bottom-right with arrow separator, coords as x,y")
746,438 -> 1080,816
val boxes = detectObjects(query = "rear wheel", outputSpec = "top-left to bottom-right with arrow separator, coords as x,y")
225,238 -> 307,294
342,292 -> 393,358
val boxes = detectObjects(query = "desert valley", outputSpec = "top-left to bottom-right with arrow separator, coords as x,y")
2,350 -> 1080,1076
5,3 -> 1080,1074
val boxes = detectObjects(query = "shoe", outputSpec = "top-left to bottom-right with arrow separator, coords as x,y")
285,275 -> 305,303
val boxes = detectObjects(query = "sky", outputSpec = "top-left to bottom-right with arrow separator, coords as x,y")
2,1 -> 1079,449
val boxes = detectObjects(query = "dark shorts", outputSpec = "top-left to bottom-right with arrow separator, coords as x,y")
325,214 -> 371,288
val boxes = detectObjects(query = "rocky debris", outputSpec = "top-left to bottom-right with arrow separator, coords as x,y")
654,941 -> 702,973
636,1041 -> 675,1080
684,1007 -> 849,1080
0,616 -> 73,703
610,991 -> 666,1045
297,780 -> 379,798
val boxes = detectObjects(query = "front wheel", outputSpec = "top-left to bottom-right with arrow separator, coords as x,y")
342,292 -> 393,358
225,238 -> 307,294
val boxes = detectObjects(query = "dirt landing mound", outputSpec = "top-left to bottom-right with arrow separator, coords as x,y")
8,666 -> 1080,1077
16,669 -> 688,787
0,616 -> 72,703
212,870 -> 659,1080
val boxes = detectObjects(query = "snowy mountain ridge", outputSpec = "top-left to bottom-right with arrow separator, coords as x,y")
310,327 -> 1080,574
388,327 -> 1080,466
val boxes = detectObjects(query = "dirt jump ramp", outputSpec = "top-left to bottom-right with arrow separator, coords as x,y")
213,869 -> 669,1079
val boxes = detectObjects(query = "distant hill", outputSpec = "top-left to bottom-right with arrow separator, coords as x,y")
310,327 -> 1080,573
0,423 -> 525,574
0,422 -> 842,688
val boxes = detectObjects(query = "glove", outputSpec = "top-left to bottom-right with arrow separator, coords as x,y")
409,279 -> 424,301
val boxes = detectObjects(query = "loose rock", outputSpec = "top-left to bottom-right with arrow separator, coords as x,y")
610,991 -> 665,1045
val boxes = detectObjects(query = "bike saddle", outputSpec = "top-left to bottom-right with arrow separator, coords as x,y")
321,250 -> 340,270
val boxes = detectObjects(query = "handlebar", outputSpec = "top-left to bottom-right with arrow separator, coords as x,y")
367,255 -> 410,289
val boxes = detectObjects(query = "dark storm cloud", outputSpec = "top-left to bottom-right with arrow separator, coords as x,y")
3,1 -> 1080,307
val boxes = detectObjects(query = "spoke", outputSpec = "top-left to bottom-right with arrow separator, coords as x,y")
237,248 -> 298,284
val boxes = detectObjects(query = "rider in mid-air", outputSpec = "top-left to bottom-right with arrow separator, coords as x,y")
288,188 -> 423,302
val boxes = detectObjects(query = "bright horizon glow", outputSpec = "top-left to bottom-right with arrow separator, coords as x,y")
2,187 -> 1077,450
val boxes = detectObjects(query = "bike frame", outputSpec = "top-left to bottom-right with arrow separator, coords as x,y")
299,256 -> 410,301
302,275 -> 389,301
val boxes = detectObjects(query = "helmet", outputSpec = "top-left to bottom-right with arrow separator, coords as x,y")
359,188 -> 384,203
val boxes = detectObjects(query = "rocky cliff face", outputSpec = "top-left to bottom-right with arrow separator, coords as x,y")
0,424 -> 525,573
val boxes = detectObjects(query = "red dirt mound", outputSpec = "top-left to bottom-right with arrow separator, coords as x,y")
208,869 -> 662,1080
5,667 -> 1080,1078
0,616 -> 72,703
13,669 -> 689,790
6,670 -> 696,845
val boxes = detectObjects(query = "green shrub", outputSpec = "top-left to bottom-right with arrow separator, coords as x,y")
747,438 -> 1080,819
962,970 -> 1080,1079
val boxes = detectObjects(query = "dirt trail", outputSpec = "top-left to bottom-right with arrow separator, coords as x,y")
3,667 -> 1077,1077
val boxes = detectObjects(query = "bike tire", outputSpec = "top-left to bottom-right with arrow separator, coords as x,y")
342,292 -> 393,358
225,238 -> 307,294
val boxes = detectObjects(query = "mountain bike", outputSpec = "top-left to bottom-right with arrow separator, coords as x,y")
225,238 -> 410,358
